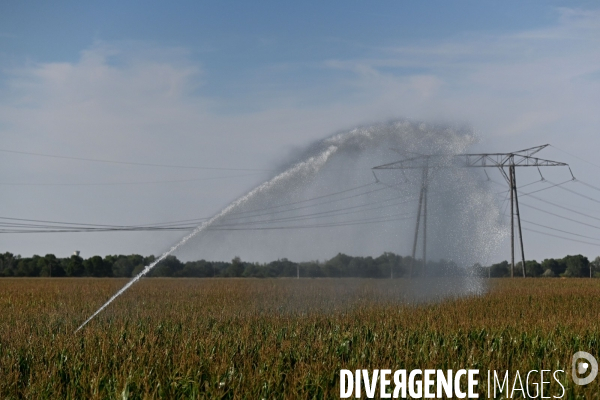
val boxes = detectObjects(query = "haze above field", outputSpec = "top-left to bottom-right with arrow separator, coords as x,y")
1,1 -> 600,262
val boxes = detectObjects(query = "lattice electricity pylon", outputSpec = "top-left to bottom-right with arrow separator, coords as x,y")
372,144 -> 573,278
373,153 -> 433,278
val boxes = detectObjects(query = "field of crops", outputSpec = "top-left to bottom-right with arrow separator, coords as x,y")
1,277 -> 599,398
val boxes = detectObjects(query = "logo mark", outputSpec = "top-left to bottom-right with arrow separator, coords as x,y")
572,351 -> 598,385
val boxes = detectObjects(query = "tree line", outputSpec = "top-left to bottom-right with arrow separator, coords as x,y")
482,254 -> 600,278
1,251 -> 599,278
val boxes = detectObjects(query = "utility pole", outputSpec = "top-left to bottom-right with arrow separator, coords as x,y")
511,165 -> 526,277
509,165 -> 514,277
422,165 -> 428,276
373,144 -> 571,277
410,171 -> 425,277
374,155 -> 431,278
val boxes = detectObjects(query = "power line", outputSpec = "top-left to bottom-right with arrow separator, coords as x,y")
519,179 -> 572,196
225,178 -> 491,225
0,173 -> 261,187
0,183 -> 399,232
550,145 -> 600,171
224,185 -> 389,221
0,188 -> 416,233
0,190 -> 417,233
526,194 -> 600,223
523,227 -> 600,247
489,178 -> 565,197
0,227 -> 195,234
150,183 -> 385,225
207,214 -> 416,231
130,217 -> 208,227
0,148 -> 275,172
213,197 -> 417,228
521,219 -> 600,244
548,179 -> 600,205
0,212 -> 416,233
0,182 -> 381,231
0,215 -> 207,229
575,179 -> 600,194
152,184 -> 391,226
227,182 -> 378,217
520,202 -> 600,231
517,180 -> 545,190
0,216 -> 146,229
0,177 -> 483,234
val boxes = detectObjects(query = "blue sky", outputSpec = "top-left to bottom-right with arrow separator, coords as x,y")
0,1 -> 579,112
0,1 -> 564,60
1,1 -> 600,262
0,1 -> 581,106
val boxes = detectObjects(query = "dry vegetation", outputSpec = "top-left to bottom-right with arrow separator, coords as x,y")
1,278 -> 599,398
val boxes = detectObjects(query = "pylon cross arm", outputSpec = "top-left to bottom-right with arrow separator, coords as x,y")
372,152 -> 568,170
459,154 -> 568,168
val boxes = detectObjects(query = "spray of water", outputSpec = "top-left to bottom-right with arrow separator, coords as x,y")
75,120 -> 507,332
75,144 -> 339,332
181,120 -> 506,266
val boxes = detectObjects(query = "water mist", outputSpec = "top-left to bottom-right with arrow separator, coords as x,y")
76,120 -> 507,332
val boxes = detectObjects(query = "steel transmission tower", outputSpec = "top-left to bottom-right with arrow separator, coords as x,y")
372,144 -> 572,278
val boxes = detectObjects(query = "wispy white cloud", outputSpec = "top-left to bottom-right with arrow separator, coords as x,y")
318,7 -> 600,143
0,40 -> 396,257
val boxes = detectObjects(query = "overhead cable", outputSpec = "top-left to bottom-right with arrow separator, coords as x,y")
0,148 -> 275,172
520,202 -> 600,231
0,173 -> 261,187
521,219 -> 600,244
523,227 -> 600,247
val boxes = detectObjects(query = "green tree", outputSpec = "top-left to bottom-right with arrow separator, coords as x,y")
300,261 -> 323,277
264,258 -> 296,277
131,264 -> 145,276
241,263 -> 264,278
490,261 -> 509,277
524,260 -> 543,277
15,256 -> 43,276
563,255 -> 589,277
151,255 -> 184,277
65,255 -> 84,277
40,254 -> 63,277
592,256 -> 600,278
375,252 -> 403,278
541,258 -> 566,276
323,253 -> 352,277
112,255 -> 145,277
0,252 -> 18,276
225,257 -> 244,277
348,256 -> 379,278
83,255 -> 111,277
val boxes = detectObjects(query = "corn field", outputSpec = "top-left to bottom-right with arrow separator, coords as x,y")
1,278 -> 599,399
